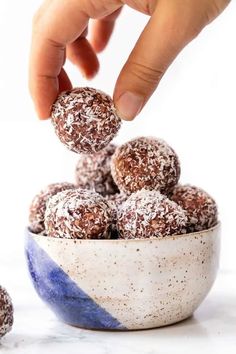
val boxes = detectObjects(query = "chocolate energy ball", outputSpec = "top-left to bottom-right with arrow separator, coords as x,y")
106,193 -> 127,211
106,193 -> 127,239
0,286 -> 13,338
117,189 -> 187,239
75,144 -> 119,196
51,87 -> 121,154
171,184 -> 218,232
29,182 -> 75,234
45,189 -> 113,239
111,137 -> 180,195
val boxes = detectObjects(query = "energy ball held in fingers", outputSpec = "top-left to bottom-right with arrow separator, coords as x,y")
75,144 -> 119,196
29,182 -> 75,234
51,87 -> 121,154
45,189 -> 113,239
171,184 -> 218,232
0,286 -> 14,338
111,137 -> 180,195
117,189 -> 187,239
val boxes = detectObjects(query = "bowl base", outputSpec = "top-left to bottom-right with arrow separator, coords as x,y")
64,313 -> 193,331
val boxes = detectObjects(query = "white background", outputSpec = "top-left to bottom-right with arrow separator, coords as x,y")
0,0 -> 236,274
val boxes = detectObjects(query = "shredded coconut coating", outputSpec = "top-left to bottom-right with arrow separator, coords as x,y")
117,189 -> 187,239
29,182 -> 75,234
106,193 -> 127,211
0,286 -> 13,338
51,87 -> 121,154
45,189 -> 113,239
105,193 -> 127,238
171,184 -> 218,232
111,137 -> 180,195
75,143 -> 119,196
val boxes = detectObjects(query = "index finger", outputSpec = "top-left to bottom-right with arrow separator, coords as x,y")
29,0 -> 89,119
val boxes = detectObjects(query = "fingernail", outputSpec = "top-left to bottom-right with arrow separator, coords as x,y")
116,92 -> 143,121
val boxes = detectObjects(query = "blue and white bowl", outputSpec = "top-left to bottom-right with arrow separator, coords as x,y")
25,224 -> 220,330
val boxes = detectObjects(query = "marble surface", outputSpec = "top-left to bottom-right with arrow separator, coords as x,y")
0,256 -> 236,354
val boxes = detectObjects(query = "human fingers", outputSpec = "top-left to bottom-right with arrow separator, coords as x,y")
90,8 -> 122,53
29,0 -> 89,119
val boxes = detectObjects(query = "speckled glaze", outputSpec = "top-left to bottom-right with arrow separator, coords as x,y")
25,224 -> 220,330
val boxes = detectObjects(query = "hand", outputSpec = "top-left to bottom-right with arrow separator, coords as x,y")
29,0 -> 230,120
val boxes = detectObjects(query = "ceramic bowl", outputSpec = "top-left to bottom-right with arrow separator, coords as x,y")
25,224 -> 220,330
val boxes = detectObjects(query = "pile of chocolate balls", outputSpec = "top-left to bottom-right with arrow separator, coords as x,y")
29,87 -> 218,240
2,88 -> 219,341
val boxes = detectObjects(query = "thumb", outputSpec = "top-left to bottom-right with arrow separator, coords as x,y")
114,2 -> 201,120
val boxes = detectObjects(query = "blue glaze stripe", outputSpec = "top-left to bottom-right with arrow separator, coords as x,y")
25,236 -> 126,330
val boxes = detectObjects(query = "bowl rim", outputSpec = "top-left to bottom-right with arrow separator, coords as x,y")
26,222 -> 220,244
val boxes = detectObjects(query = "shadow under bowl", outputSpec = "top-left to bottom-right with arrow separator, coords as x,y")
25,224 -> 220,331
